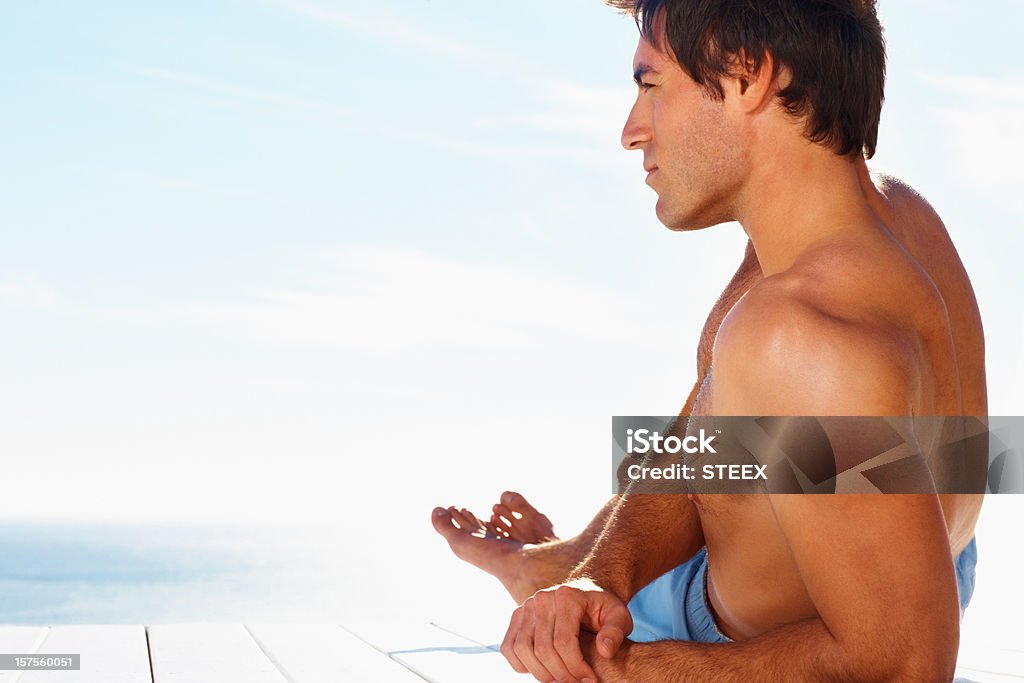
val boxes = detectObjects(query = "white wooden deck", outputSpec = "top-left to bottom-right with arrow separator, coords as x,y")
1,623 -> 1020,682
0,622 -> 522,683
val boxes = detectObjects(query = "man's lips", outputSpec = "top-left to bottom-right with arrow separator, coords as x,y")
645,166 -> 658,175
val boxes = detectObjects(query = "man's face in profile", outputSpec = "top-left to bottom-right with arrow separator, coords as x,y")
621,28 -> 747,232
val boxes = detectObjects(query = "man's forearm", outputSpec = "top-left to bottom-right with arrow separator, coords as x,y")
510,497 -> 619,600
501,492 -> 697,603
591,618 -> 951,683
571,493 -> 704,601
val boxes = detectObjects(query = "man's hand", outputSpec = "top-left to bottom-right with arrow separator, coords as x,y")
501,578 -> 633,683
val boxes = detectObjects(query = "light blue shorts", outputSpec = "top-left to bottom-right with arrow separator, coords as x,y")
627,537 -> 978,643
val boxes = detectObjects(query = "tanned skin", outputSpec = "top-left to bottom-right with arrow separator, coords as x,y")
434,24 -> 985,683
433,170 -> 984,680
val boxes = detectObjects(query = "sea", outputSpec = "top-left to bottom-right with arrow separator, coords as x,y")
0,519 -> 489,627
2,498 -> 1021,668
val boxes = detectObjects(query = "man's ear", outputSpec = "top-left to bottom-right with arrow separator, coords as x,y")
727,49 -> 777,114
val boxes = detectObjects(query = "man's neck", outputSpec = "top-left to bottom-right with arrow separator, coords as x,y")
735,143 -> 881,277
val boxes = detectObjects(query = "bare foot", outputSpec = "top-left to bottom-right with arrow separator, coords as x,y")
487,491 -> 557,544
431,492 -> 558,602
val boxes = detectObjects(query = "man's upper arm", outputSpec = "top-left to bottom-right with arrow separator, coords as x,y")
711,296 -> 959,678
711,292 -> 916,417
766,493 -> 958,678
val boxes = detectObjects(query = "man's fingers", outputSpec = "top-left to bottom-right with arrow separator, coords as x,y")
588,594 -> 633,659
553,589 -> 600,682
513,601 -> 556,682
595,626 -> 626,659
531,591 -> 585,683
595,616 -> 630,659
501,607 -> 528,674
505,584 -> 620,682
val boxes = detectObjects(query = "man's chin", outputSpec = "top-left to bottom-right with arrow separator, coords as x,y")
655,200 -> 729,233
655,203 -> 703,232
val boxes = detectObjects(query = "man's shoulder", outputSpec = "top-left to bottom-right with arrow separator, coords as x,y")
869,169 -> 948,231
711,259 -> 920,415
717,245 -> 919,344
716,271 -> 917,375
725,231 -> 944,332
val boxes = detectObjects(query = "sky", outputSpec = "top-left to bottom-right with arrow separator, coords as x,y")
1,0 -> 1022,662
0,0 -> 1021,532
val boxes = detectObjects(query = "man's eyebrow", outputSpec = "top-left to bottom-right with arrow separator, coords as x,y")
633,64 -> 658,84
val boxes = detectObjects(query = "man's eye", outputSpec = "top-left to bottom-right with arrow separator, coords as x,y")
639,82 -> 655,91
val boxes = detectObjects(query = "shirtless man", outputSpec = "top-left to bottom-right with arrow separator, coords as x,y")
433,1 -> 985,680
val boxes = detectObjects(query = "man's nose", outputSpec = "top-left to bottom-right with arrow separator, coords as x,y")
621,100 -> 650,151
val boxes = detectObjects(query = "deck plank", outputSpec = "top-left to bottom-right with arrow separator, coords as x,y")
0,627 -> 48,683
247,623 -> 424,683
147,624 -> 286,683
1,622 -> 1013,681
429,616 -> 503,651
18,625 -> 151,683
957,644 -> 1024,682
955,669 -> 1024,683
347,620 -> 521,683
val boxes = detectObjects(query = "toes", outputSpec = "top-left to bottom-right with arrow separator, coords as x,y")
449,506 -> 483,532
431,507 -> 459,538
501,491 -> 537,514
498,492 -> 556,543
488,515 -> 510,538
492,503 -> 515,525
448,506 -> 471,529
461,507 -> 486,532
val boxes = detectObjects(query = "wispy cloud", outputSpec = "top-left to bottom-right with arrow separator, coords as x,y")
267,0 -> 634,146
125,3 -> 635,165
266,0 -> 529,76
0,273 -> 57,308
115,171 -> 258,199
124,66 -> 353,118
115,247 -> 669,352
476,81 -> 633,144
124,63 -> 625,166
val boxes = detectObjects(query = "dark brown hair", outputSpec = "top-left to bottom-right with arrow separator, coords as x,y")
607,0 -> 886,158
